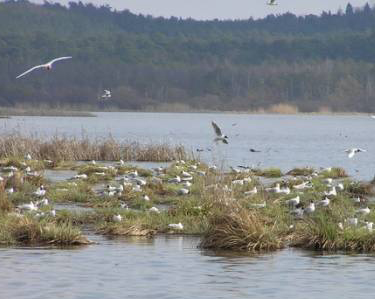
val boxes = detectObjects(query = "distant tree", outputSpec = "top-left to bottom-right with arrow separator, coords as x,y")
345,3 -> 354,15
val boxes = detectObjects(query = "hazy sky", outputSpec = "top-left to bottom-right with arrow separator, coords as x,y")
32,0 -> 373,20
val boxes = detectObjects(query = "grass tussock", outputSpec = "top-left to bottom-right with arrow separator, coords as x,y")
321,167 -> 348,178
200,209 -> 285,252
346,182 -> 375,196
0,133 -> 187,162
254,168 -> 283,178
0,215 -> 90,245
293,214 -> 375,252
0,193 -> 12,213
287,167 -> 314,176
98,222 -> 156,237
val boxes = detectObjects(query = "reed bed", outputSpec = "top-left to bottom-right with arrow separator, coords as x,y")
0,133 -> 187,162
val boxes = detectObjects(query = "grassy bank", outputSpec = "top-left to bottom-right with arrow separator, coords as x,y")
0,153 -> 375,252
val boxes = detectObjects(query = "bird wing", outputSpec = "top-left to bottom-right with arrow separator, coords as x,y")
48,56 -> 72,65
16,65 -> 45,79
348,151 -> 355,158
211,121 -> 222,137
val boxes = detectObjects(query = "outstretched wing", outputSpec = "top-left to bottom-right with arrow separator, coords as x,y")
211,121 -> 222,137
348,150 -> 355,158
48,56 -> 72,65
16,65 -> 45,79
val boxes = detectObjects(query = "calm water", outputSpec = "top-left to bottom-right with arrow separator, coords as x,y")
1,112 -> 375,298
1,236 -> 375,299
1,112 -> 374,180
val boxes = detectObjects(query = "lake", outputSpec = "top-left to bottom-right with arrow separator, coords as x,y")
0,112 -> 374,299
0,112 -> 373,179
1,235 -> 375,299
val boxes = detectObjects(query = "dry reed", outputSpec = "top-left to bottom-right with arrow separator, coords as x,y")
200,209 -> 285,252
0,133 -> 186,162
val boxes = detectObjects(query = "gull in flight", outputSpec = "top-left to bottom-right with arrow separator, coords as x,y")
16,56 -> 72,79
101,90 -> 111,99
212,121 -> 228,144
267,0 -> 278,5
345,148 -> 366,158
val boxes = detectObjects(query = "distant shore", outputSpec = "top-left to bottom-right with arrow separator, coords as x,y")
0,108 -> 96,117
0,106 -> 372,117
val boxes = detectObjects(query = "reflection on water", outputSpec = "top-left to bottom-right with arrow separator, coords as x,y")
1,236 -> 375,299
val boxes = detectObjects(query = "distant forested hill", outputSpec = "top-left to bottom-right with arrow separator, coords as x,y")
1,0 -> 375,112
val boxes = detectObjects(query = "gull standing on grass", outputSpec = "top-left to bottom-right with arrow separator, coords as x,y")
212,121 -> 228,144
345,148 -> 366,158
16,57 -> 72,79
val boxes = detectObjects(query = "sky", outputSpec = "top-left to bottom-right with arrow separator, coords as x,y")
32,0 -> 374,20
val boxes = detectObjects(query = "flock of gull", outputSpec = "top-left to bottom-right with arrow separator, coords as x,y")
12,0 -> 373,234
7,154 -> 209,230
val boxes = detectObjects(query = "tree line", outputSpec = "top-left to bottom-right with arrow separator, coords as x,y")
1,0 -> 375,112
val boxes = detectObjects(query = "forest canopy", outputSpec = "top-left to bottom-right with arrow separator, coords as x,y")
1,0 -> 375,112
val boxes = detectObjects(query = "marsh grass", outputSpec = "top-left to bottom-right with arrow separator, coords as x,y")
200,208 -> 286,252
287,167 -> 314,176
49,182 -> 95,203
254,168 -> 283,178
116,165 -> 153,177
0,215 -> 89,245
0,133 -> 187,162
97,208 -> 208,236
293,213 -> 375,252
0,193 -> 12,213
346,181 -> 375,196
2,156 -> 375,252
320,167 -> 348,178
